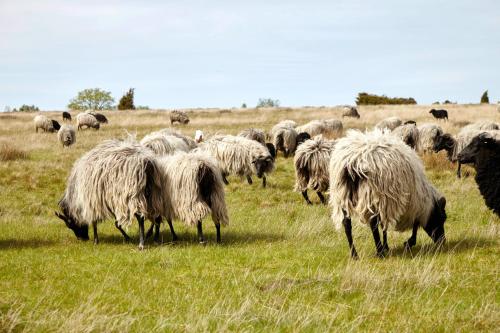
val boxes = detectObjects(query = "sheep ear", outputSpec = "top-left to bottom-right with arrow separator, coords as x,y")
478,132 -> 493,143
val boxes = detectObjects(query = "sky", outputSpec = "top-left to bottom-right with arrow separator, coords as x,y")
0,0 -> 499,110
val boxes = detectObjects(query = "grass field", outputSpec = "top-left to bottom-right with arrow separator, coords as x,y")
0,105 -> 499,332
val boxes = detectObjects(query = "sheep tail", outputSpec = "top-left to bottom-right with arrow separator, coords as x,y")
198,161 -> 229,226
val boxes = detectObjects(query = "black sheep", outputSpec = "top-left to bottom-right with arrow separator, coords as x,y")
457,133 -> 500,217
296,132 -> 311,147
62,111 -> 72,121
51,120 -> 61,131
93,113 -> 108,124
429,109 -> 448,120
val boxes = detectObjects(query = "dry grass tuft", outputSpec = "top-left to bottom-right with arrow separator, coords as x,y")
0,143 -> 29,161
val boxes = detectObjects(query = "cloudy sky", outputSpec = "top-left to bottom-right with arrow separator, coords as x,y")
0,0 -> 499,110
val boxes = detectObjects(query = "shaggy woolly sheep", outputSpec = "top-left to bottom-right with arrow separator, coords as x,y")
147,151 -> 229,243
461,121 -> 499,132
458,132 -> 500,217
341,106 -> 360,119
273,126 -> 298,158
76,113 -> 100,130
34,115 -> 59,133
57,125 -> 76,147
238,128 -> 266,146
392,123 -> 419,149
55,138 -> 163,250
294,136 -> 336,205
62,111 -> 72,122
295,120 -> 326,137
141,131 -> 190,156
417,123 -> 443,153
158,128 -> 198,150
329,130 -> 447,258
195,135 -> 275,187
170,110 -> 190,125
375,117 -> 402,131
85,110 -> 108,124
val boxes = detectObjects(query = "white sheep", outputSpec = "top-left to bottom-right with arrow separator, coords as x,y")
57,125 -> 76,147
329,129 -> 447,258
273,126 -> 298,158
158,128 -> 198,150
76,113 -> 100,130
417,123 -> 443,153
294,136 -> 336,205
238,128 -> 266,146
341,106 -> 360,119
34,115 -> 60,133
392,123 -> 419,149
170,110 -> 190,125
55,138 -> 163,250
375,117 -> 402,131
141,131 -> 190,156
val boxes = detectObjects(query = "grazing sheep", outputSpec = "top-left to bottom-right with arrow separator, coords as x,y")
329,130 -> 447,258
375,117 -> 402,131
62,111 -> 72,122
296,119 -> 343,138
294,136 -> 336,205
76,113 -> 100,130
461,121 -> 499,132
417,123 -> 443,153
429,109 -> 448,120
273,126 -> 298,158
195,135 -> 275,187
238,128 -> 266,146
392,123 -> 419,149
324,119 -> 343,137
148,152 -> 229,243
271,120 -> 297,133
170,110 -> 190,125
141,131 -> 190,156
341,106 -> 360,119
54,138 -> 163,250
458,132 -> 500,217
34,115 -> 58,133
158,128 -> 198,150
296,132 -> 311,147
57,125 -> 76,147
85,111 -> 108,124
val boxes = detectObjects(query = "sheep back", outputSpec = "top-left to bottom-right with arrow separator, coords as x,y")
294,136 -> 335,192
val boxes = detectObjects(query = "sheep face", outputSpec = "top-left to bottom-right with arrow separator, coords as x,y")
54,210 -> 89,241
423,197 -> 446,243
296,132 -> 311,147
51,120 -> 61,131
457,133 -> 496,164
265,143 -> 276,159
253,156 -> 274,178
433,134 -> 454,153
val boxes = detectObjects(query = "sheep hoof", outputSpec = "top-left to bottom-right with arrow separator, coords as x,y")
138,244 -> 144,251
199,240 -> 207,245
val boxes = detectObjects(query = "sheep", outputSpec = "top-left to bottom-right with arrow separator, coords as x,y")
54,138 -> 163,250
76,113 -> 100,130
271,120 -> 297,134
404,120 -> 417,125
296,132 -> 311,146
57,125 -> 76,147
140,131 -> 190,156
34,115 -> 59,133
457,132 -> 500,217
238,128 -> 266,146
62,111 -> 72,122
429,109 -> 448,120
195,135 -> 275,187
273,126 -> 298,158
170,110 -> 190,125
461,121 -> 498,132
158,128 -> 198,150
392,123 -> 419,149
147,151 -> 229,243
329,129 -> 447,259
85,110 -> 108,124
324,119 -> 343,137
295,120 -> 326,137
294,136 -> 336,205
341,106 -> 360,119
417,123 -> 443,153
375,117 -> 402,131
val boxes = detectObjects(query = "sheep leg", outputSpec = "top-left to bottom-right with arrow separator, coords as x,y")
167,218 -> 178,242
115,221 -> 132,242
342,213 -> 358,259
222,172 -> 229,185
262,175 -> 266,188
382,229 -> 389,253
145,222 -> 155,239
316,191 -> 326,205
215,223 -> 221,243
197,220 -> 206,244
369,216 -> 385,258
92,221 -> 99,245
153,216 -> 162,244
137,215 -> 145,250
246,175 -> 253,185
456,162 -> 462,178
404,222 -> 419,250
302,191 -> 313,205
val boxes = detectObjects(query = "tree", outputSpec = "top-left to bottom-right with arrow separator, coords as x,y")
241,103 -> 247,108
480,90 -> 489,104
355,92 -> 417,105
256,98 -> 280,108
14,105 -> 39,112
67,88 -> 115,110
118,88 -> 135,110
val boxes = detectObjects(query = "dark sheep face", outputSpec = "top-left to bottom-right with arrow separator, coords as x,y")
55,210 -> 89,241
423,197 -> 446,244
433,134 -> 455,153
265,143 -> 276,159
296,132 -> 311,146
52,120 -> 61,131
253,156 -> 274,178
457,133 -> 496,164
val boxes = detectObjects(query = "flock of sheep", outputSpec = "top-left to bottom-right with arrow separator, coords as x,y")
34,106 -> 500,258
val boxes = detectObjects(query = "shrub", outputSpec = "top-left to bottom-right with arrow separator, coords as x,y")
0,143 -> 28,161
135,105 -> 150,110
256,98 -> 280,108
241,103 -> 247,108
355,92 -> 417,105
13,105 -> 39,112
480,90 -> 489,104
118,88 -> 135,110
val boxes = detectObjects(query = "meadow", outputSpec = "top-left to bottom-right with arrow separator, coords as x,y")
0,104 -> 499,332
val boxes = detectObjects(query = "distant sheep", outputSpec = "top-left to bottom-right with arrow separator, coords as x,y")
341,106 -> 360,119
62,112 -> 72,122
458,132 -> 500,217
392,123 -> 419,149
195,135 -> 275,187
417,123 -> 443,153
375,117 -> 402,131
85,110 -> 108,124
55,138 -> 163,250
429,109 -> 448,120
34,115 -> 60,133
329,130 -> 447,258
238,128 -> 266,146
141,131 -> 190,156
76,113 -> 100,130
294,136 -> 336,205
170,110 -> 190,125
57,125 -> 76,147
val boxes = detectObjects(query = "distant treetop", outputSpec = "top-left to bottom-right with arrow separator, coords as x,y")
355,92 -> 417,105
68,88 -> 115,110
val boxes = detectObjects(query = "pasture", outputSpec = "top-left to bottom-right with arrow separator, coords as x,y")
0,104 -> 499,332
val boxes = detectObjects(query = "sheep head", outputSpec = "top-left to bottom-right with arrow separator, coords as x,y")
423,197 -> 446,244
253,155 -> 274,178
54,210 -> 89,241
458,133 -> 497,164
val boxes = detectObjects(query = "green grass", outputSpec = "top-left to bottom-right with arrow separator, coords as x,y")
0,107 -> 499,332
